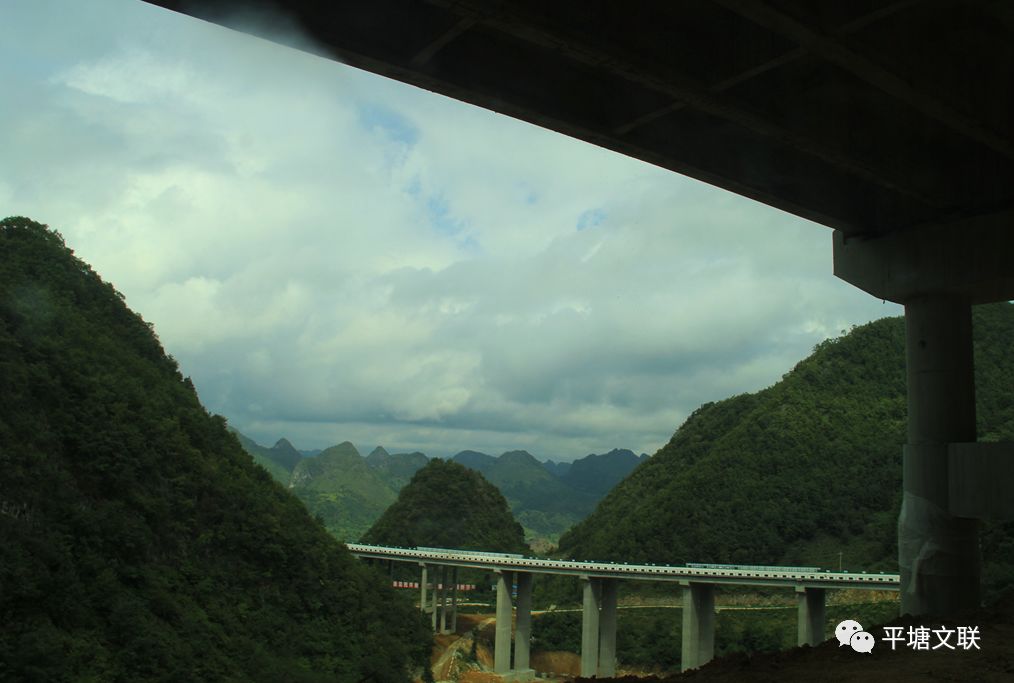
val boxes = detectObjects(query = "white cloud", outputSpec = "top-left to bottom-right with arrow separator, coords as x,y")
0,0 -> 903,459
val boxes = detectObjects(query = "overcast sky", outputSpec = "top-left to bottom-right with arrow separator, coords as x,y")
1,0 -> 902,460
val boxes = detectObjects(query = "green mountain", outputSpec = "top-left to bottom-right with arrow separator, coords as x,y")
541,459 -> 572,477
232,429 -> 291,485
0,217 -> 429,682
362,459 -> 528,553
452,449 -> 598,541
289,442 -> 397,541
366,446 -> 429,490
558,305 -> 1014,597
266,437 -> 303,472
561,448 -> 648,497
451,449 -> 497,473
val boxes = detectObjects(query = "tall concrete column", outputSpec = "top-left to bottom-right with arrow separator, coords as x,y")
598,579 -> 618,677
450,567 -> 459,633
580,577 -> 601,677
420,564 -> 429,614
438,566 -> 449,634
494,570 -> 514,675
514,572 -> 534,679
431,569 -> 439,631
795,587 -> 825,646
901,295 -> 980,614
834,222 -> 1014,615
681,582 -> 715,672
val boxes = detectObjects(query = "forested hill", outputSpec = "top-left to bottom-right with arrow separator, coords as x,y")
0,217 -> 430,682
559,304 -> 1014,595
362,459 -> 529,554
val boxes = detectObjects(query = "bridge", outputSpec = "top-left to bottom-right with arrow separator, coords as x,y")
146,0 -> 1014,621
348,543 -> 899,678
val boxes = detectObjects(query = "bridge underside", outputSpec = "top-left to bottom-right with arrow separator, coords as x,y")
145,0 -> 1014,615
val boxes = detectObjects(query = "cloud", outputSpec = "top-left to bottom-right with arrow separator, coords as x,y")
1,0 -> 902,459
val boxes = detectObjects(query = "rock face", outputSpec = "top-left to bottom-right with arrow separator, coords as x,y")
362,459 -> 528,553
0,216 -> 430,682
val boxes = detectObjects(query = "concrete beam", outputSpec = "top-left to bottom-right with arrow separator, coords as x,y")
514,572 -> 534,681
795,587 -> 826,646
833,215 -> 1014,304
681,582 -> 715,672
599,579 -> 618,677
949,442 -> 1014,520
494,570 -> 514,675
580,577 -> 601,677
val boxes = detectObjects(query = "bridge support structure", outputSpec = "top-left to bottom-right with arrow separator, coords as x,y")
795,586 -> 825,646
489,569 -> 535,681
438,566 -> 449,633
598,578 -> 618,677
579,576 -> 617,678
450,567 -> 459,634
580,576 -> 600,677
431,571 -> 439,631
834,221 -> 1014,615
681,581 -> 715,672
493,570 -> 513,676
419,563 -> 429,616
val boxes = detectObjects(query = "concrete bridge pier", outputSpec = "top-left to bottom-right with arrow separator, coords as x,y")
795,587 -> 825,646
580,576 -> 601,677
450,567 -> 459,633
680,581 -> 715,672
431,569 -> 439,631
514,572 -> 534,681
578,576 -> 618,677
438,566 -> 449,634
493,570 -> 514,676
598,579 -> 618,677
833,224 -> 1014,615
419,563 -> 429,615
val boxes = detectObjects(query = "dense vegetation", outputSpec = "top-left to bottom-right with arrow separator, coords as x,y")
288,442 -> 400,541
362,459 -> 528,554
365,447 -> 429,491
559,305 -> 1014,599
0,217 -> 430,682
560,448 -> 647,497
232,430 -> 292,484
451,449 -> 599,541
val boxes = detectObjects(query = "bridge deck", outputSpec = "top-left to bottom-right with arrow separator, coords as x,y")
347,543 -> 899,591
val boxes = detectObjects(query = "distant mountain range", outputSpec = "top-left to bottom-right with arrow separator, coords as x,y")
449,448 -> 648,543
233,433 -> 647,544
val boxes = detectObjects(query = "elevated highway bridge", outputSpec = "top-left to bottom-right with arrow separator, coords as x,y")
348,543 -> 899,677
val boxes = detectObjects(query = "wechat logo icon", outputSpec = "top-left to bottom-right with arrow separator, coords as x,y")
836,619 -> 875,654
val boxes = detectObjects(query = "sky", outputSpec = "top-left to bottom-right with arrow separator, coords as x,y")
0,0 -> 903,461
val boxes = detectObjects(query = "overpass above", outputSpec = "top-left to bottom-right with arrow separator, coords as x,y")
144,0 -> 1014,618
142,0 -> 1013,240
